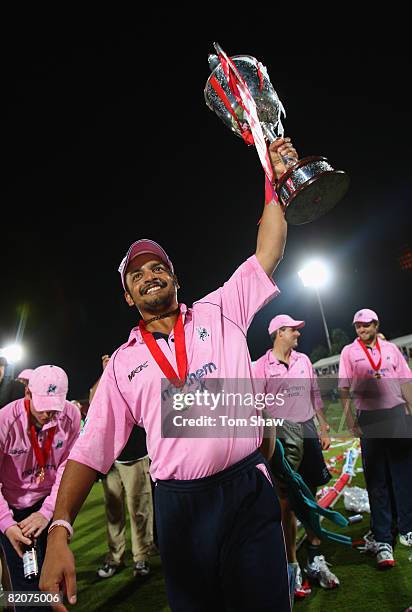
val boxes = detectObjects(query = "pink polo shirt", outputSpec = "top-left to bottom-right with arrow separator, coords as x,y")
338,339 -> 412,411
0,399 -> 81,533
70,255 -> 279,480
253,349 -> 323,422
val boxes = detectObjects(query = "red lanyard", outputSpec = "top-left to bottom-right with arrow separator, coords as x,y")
139,310 -> 188,388
24,399 -> 56,481
357,338 -> 382,372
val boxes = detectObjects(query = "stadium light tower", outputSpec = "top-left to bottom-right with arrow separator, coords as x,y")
298,260 -> 332,353
0,343 -> 24,365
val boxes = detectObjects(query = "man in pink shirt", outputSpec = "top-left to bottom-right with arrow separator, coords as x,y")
0,365 -> 81,608
15,368 -> 34,400
40,138 -> 297,612
254,314 -> 337,598
339,308 -> 412,569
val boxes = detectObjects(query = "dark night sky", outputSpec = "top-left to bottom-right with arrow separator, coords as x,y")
1,17 -> 411,398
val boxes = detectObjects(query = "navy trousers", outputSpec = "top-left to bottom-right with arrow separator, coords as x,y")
155,450 -> 291,612
359,406 -> 412,544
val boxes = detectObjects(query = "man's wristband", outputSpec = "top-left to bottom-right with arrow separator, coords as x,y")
48,520 -> 73,541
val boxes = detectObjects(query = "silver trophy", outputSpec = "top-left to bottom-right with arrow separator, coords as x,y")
204,43 -> 350,225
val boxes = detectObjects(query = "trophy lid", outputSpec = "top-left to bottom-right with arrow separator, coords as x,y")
208,54 -> 220,72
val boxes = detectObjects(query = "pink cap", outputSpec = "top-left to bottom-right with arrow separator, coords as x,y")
353,308 -> 379,324
16,368 -> 34,383
28,365 -> 68,412
118,239 -> 174,290
268,314 -> 305,335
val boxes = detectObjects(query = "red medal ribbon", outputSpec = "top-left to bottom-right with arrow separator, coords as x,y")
139,310 -> 188,388
357,338 -> 382,373
24,399 -> 56,477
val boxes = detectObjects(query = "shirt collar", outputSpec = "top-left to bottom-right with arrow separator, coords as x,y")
125,303 -> 190,347
355,338 -> 381,351
42,419 -> 58,432
267,348 -> 299,366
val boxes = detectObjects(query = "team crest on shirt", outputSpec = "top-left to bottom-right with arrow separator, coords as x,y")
56,440 -> 63,449
196,327 -> 210,341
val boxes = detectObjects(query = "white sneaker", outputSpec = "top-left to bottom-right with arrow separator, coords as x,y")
400,532 -> 412,547
363,530 -> 380,555
133,561 -> 150,577
294,564 -> 311,599
306,555 -> 340,589
376,543 -> 395,569
97,562 -> 122,579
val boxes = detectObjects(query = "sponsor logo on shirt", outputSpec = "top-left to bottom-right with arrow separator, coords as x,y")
196,327 -> 210,341
187,362 -> 217,381
367,367 -> 389,376
22,464 -> 56,478
161,362 -> 217,401
128,361 -> 149,381
56,440 -> 63,449
9,448 -> 28,455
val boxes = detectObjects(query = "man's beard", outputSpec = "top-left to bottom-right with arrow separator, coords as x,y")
143,290 -> 175,314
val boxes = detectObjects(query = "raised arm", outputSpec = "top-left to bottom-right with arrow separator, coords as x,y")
255,138 -> 298,276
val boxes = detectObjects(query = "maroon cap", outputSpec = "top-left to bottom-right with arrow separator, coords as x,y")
118,239 -> 174,290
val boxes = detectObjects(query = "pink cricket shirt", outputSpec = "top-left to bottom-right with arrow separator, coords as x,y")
338,339 -> 412,411
253,349 -> 323,422
70,255 -> 280,480
0,399 -> 81,533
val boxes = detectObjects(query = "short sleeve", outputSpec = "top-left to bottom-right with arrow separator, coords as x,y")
392,345 -> 412,383
252,354 -> 267,381
69,360 -> 135,473
196,256 -> 280,334
338,346 -> 352,388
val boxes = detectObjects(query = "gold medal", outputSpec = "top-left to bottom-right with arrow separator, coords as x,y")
374,372 -> 381,379
36,467 -> 45,484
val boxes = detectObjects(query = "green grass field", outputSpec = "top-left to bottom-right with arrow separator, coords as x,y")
67,433 -> 412,611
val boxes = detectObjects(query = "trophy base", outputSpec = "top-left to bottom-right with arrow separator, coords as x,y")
277,156 -> 350,225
